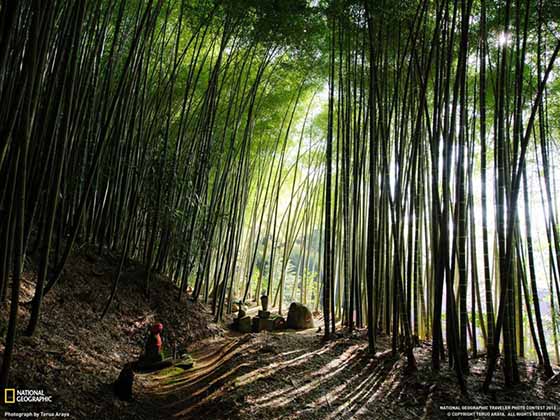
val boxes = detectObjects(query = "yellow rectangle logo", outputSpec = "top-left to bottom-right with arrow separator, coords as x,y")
4,388 -> 15,403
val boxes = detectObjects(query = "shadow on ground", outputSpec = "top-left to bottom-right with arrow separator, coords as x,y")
116,330 -> 428,420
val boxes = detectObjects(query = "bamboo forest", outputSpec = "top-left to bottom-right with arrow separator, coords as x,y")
1,0 -> 560,419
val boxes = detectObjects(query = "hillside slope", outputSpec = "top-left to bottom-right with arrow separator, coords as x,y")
0,250 -> 221,419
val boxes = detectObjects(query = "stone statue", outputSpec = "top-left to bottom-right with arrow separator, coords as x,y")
260,294 -> 269,312
237,300 -> 246,318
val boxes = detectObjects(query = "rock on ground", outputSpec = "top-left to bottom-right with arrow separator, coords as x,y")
286,302 -> 314,330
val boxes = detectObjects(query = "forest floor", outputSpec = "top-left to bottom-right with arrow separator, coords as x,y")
0,248 -> 221,419
118,330 -> 560,420
0,249 -> 559,419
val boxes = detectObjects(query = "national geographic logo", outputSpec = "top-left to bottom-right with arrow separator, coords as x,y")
4,389 -> 15,404
3,389 -> 52,404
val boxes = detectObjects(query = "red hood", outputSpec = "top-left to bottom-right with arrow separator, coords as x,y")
151,323 -> 163,334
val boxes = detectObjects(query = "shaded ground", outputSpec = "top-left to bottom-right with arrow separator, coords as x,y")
0,249 -> 221,419
112,329 -> 560,420
1,251 -> 559,419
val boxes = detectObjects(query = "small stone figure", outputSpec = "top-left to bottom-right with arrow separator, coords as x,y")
259,294 -> 270,320
233,301 -> 252,333
260,294 -> 269,312
237,300 -> 246,318
253,294 -> 274,332
142,323 -> 164,365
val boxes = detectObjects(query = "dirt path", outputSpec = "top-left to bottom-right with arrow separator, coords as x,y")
106,327 -> 560,420
4,255 -> 557,419
118,329 -> 427,420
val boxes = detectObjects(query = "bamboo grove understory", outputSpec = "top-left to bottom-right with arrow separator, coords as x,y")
1,0 -> 560,394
